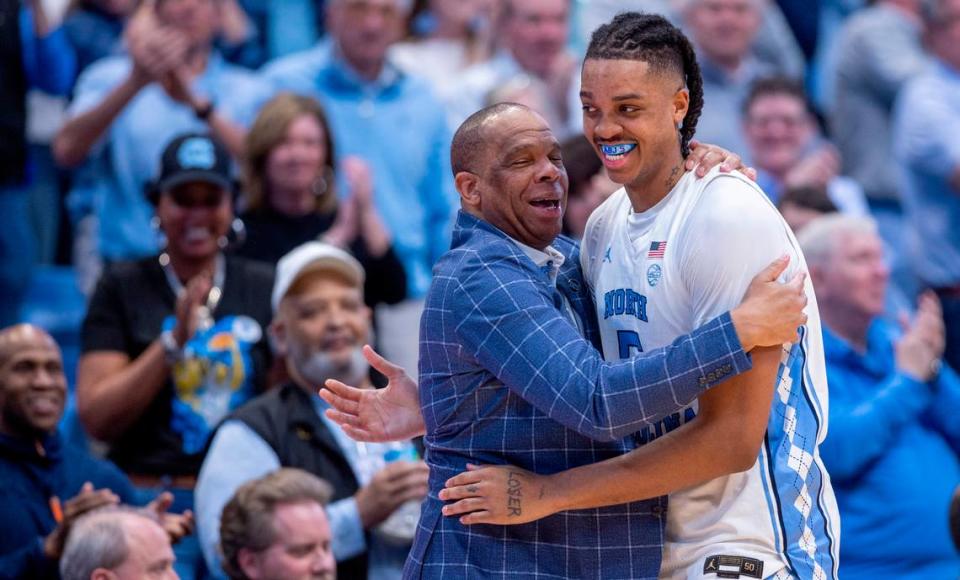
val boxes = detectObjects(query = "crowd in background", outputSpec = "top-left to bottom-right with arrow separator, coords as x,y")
1,0 -> 959,578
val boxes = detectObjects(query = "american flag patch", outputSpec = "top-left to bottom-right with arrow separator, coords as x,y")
648,241 -> 667,259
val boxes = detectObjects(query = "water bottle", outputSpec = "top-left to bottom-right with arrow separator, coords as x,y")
375,441 -> 422,545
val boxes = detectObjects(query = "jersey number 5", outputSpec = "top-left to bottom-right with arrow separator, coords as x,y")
617,330 -> 643,359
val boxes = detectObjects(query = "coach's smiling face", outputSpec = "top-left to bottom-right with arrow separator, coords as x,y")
456,107 -> 569,250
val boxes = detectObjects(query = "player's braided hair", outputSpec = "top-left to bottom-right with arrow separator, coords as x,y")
586,12 -> 703,157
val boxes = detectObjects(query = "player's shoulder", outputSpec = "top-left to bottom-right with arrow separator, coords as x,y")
686,167 -> 782,228
672,168 -> 789,256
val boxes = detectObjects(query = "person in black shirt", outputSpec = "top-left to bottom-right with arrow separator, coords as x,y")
237,92 -> 406,308
78,133 -> 273,580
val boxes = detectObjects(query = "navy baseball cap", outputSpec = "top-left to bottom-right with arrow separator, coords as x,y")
152,133 -> 234,198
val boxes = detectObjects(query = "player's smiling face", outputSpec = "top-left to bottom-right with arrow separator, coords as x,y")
462,108 -> 569,250
580,59 -> 688,195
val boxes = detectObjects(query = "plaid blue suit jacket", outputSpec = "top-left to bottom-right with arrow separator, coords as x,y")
404,212 -> 751,579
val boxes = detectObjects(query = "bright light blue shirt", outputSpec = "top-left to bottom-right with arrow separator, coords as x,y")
819,320 -> 960,579
195,395 -> 408,580
893,59 -> 960,286
65,53 -> 269,261
261,41 -> 457,298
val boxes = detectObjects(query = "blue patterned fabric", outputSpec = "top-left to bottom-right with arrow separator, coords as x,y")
405,211 -> 752,579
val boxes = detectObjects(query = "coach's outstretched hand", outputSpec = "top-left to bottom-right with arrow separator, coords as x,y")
320,345 -> 425,442
731,255 -> 808,351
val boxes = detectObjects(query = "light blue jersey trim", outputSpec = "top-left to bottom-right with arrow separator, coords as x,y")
798,332 -> 841,580
758,440 -> 786,556
761,327 -> 838,579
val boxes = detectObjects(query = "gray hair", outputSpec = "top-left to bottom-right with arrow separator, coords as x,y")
59,507 -> 157,580
796,214 -> 879,270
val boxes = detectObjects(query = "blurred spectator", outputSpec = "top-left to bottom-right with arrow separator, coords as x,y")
482,72 -> 547,107
197,242 -> 428,579
443,0 -> 581,138
60,508 -> 179,580
261,0 -> 456,377
559,135 -> 616,239
776,184 -> 838,233
76,134 -> 273,579
830,0 -> 927,205
54,0 -> 268,294
799,214 -> 960,579
0,322 -> 194,579
575,0 -> 804,81
773,0 -> 821,59
236,0 -> 327,65
392,0 -> 498,95
743,76 -> 868,215
0,0 -> 75,327
218,469 -> 335,580
893,0 -> 960,372
680,0 -> 782,155
63,0 -> 263,76
212,0 -> 263,69
810,0 -> 868,108
0,323 -> 126,578
63,0 -> 137,77
237,93 -> 407,309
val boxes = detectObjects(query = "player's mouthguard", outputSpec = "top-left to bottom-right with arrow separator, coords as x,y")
599,143 -> 637,156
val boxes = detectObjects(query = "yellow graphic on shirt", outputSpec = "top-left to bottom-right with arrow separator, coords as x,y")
163,315 -> 263,454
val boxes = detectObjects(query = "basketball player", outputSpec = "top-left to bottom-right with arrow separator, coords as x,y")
438,13 -> 840,580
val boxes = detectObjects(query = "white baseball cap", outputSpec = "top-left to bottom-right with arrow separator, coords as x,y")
272,242 -> 365,312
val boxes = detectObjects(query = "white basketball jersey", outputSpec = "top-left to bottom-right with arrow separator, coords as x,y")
581,167 -> 841,580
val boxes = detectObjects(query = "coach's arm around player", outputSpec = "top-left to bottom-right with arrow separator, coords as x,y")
320,254 -> 804,446
440,203 -> 809,526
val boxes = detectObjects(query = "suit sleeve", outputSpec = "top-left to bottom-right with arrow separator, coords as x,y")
453,255 -> 751,442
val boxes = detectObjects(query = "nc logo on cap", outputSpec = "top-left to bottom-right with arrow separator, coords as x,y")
177,137 -> 216,170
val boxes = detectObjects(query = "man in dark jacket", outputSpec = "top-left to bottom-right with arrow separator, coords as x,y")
0,324 -> 130,578
0,324 -> 191,579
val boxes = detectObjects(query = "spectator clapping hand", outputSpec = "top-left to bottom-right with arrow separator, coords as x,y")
146,491 -> 196,544
125,1 -> 189,86
784,143 -> 841,191
43,482 -> 120,560
896,292 -> 946,383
